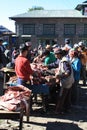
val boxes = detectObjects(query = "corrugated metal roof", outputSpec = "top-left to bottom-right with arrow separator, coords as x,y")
0,25 -> 14,34
75,3 -> 87,10
83,1 -> 87,3
10,10 -> 87,19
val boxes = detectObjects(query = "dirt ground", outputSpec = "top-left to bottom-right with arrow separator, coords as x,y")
0,80 -> 87,130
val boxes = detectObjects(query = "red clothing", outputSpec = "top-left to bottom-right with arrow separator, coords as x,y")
15,55 -> 33,81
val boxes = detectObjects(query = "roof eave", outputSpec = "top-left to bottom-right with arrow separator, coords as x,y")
75,5 -> 82,10
9,17 -> 87,20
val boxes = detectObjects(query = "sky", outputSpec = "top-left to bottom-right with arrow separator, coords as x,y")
0,0 -> 85,32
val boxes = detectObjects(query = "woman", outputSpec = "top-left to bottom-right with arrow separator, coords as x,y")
69,49 -> 82,105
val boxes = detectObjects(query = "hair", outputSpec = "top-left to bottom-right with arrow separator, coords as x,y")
65,38 -> 70,44
0,38 -> 3,42
19,43 -> 28,53
43,49 -> 50,56
61,50 -> 68,56
74,51 -> 79,57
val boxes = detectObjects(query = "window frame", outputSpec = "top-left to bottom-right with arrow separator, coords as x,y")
84,24 -> 87,34
64,24 -> 76,35
23,24 -> 35,35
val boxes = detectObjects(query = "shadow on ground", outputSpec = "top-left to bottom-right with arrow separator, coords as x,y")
24,120 -> 83,130
29,104 -> 87,122
28,82 -> 87,123
46,122 -> 83,130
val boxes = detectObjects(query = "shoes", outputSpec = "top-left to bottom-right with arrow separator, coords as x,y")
63,109 -> 72,113
30,108 -> 33,114
83,81 -> 86,86
83,83 -> 86,86
54,111 -> 65,115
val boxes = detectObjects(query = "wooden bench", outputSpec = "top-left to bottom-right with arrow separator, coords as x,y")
0,109 -> 23,130
0,98 -> 31,130
0,96 -> 31,130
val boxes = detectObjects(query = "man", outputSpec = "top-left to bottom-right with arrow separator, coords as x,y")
47,48 -> 61,69
55,49 -> 74,114
15,43 -> 33,88
3,42 -> 12,63
25,41 -> 33,62
78,41 -> 87,86
43,49 -> 56,65
0,38 -> 7,67
64,38 -> 72,51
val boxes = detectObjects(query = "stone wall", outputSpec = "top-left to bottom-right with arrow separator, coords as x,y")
15,18 -> 87,47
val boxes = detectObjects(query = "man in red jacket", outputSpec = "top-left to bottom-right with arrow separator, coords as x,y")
15,43 -> 33,88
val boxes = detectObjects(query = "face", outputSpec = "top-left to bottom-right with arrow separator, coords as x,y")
27,46 -> 31,51
0,41 -> 3,45
26,50 -> 28,55
55,53 -> 61,59
69,50 -> 74,58
23,50 -> 28,57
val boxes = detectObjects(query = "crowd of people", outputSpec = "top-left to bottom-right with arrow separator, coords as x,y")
0,37 -> 87,114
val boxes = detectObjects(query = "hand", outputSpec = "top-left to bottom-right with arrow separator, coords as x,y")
55,74 -> 61,79
42,65 -> 48,70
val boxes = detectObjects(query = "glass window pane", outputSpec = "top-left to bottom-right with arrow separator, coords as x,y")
23,24 -> 35,35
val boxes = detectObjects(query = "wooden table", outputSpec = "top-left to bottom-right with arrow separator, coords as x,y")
0,109 -> 23,130
0,67 -> 15,89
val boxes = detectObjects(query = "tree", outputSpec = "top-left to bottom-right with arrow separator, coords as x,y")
28,6 -> 44,11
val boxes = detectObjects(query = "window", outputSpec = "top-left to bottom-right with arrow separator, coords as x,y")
23,24 -> 35,35
43,24 -> 55,35
64,24 -> 76,35
84,24 -> 87,34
